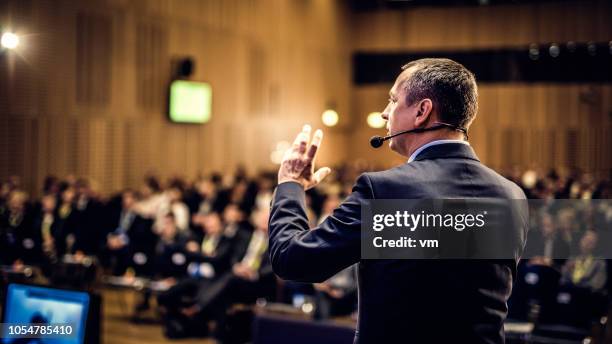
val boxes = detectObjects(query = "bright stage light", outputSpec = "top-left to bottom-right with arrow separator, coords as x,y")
321,109 -> 339,127
1,32 -> 19,50
367,112 -> 385,128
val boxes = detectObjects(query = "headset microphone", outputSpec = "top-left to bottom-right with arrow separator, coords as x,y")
369,123 -> 468,149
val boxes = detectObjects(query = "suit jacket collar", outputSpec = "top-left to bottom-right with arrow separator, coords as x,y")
412,142 -> 480,162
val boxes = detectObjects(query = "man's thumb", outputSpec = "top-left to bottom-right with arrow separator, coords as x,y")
313,167 -> 332,184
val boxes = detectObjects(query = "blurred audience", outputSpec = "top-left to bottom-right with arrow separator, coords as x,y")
0,165 -> 609,339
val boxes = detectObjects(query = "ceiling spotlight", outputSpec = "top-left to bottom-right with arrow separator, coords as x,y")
321,109 -> 339,127
567,41 -> 577,53
549,43 -> 560,58
608,41 -> 612,55
367,112 -> 385,128
1,32 -> 19,50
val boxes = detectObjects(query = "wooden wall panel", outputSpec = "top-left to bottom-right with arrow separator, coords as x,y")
352,1 -> 612,51
76,12 -> 112,106
349,84 -> 612,178
136,21 -> 168,113
349,1 -> 611,180
0,0 -> 353,196
0,0 -> 609,196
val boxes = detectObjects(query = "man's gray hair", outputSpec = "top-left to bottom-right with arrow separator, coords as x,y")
401,58 -> 478,129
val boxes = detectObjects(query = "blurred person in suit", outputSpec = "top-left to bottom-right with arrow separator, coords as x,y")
165,181 -> 191,232
0,190 -> 33,266
184,211 -> 239,278
53,185 -> 79,257
71,178 -> 105,256
313,265 -> 358,320
133,176 -> 190,234
312,195 -> 357,320
524,212 -> 571,267
41,175 -> 61,195
253,173 -> 275,212
170,208 -> 275,340
128,211 -> 180,316
269,58 -> 528,343
221,203 -> 252,238
156,210 -> 247,338
560,230 -> 607,293
21,194 -> 60,271
132,176 -> 165,231
186,177 -> 229,218
101,189 -> 154,276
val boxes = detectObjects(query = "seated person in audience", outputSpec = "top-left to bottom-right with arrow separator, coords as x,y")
71,178 -> 105,256
309,196 -> 357,319
154,212 -> 193,280
221,203 -> 252,238
159,208 -> 274,339
0,190 -> 33,266
165,182 -> 191,233
313,265 -> 358,320
128,211 -> 173,315
132,176 -> 164,230
25,194 -> 60,270
254,173 -> 275,211
102,189 -> 153,276
560,230 -> 607,293
156,209 -> 248,336
184,211 -> 238,278
525,212 -> 570,267
53,185 -> 79,257
187,177 -> 229,217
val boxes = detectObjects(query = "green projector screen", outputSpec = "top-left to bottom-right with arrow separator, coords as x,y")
169,80 -> 212,123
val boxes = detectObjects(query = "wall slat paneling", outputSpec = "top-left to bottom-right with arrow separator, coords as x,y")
76,12 -> 112,107
350,1 -> 611,179
136,21 -> 168,113
0,0 -> 609,196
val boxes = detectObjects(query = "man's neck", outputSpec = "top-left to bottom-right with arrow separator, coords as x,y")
404,131 -> 466,159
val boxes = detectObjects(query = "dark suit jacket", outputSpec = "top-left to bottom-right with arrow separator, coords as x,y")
230,229 -> 273,278
183,227 -> 244,276
71,198 -> 106,255
269,143 -> 528,344
0,207 -> 34,264
22,211 -> 63,265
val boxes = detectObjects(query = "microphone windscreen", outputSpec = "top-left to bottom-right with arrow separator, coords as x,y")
370,136 -> 384,148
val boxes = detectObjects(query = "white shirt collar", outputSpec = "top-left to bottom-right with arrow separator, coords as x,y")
408,139 -> 470,163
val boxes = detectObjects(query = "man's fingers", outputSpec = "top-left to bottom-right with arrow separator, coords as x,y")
312,167 -> 332,184
307,129 -> 323,160
292,124 -> 311,154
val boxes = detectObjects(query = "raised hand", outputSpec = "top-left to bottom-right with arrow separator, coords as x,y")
277,124 -> 331,190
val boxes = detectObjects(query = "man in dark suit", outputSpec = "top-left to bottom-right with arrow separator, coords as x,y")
71,178 -> 105,256
23,194 -> 60,269
269,58 -> 528,343
100,189 -> 155,276
158,208 -> 275,340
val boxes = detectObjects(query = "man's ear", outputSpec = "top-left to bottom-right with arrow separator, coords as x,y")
414,99 -> 433,127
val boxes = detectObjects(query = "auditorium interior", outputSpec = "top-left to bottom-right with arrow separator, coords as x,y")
0,0 -> 611,343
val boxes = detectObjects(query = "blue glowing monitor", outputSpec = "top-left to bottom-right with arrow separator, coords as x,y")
2,284 -> 90,344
